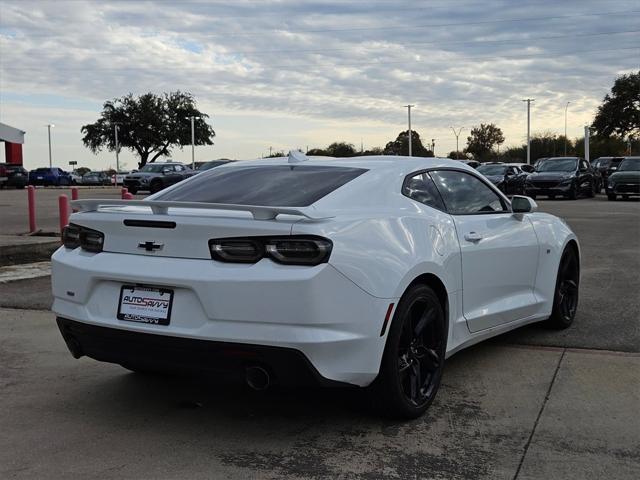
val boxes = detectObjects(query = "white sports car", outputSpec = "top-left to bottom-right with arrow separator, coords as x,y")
52,153 -> 580,418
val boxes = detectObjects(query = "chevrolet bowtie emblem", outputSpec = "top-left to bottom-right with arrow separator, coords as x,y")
138,241 -> 164,252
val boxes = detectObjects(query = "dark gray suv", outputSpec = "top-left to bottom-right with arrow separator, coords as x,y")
123,162 -> 194,194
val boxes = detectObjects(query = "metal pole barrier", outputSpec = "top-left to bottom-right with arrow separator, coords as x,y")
71,186 -> 79,212
58,195 -> 70,237
27,185 -> 37,233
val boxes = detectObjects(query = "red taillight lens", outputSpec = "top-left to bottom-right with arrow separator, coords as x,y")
62,224 -> 81,249
208,237 -> 332,266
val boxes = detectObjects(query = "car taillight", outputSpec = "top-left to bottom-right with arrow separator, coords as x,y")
265,238 -> 332,265
209,239 -> 263,263
62,224 -> 81,249
62,224 -> 104,252
209,236 -> 332,266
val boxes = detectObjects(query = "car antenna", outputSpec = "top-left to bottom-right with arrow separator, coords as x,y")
288,150 -> 309,164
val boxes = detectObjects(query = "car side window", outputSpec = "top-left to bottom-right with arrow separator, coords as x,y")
579,160 -> 588,171
402,172 -> 445,211
174,165 -> 184,171
430,170 -> 508,215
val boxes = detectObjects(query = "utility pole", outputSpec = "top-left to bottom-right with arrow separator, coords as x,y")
114,123 -> 121,173
189,116 -> 195,169
450,126 -> 464,158
522,99 -> 535,164
564,101 -> 570,156
269,146 -> 272,157
431,139 -> 436,156
47,124 -> 55,167
405,105 -> 414,156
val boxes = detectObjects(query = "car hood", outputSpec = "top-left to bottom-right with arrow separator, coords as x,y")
609,171 -> 640,183
528,172 -> 575,181
484,175 -> 504,184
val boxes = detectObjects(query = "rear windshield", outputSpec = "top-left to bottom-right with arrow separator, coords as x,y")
155,164 -> 367,206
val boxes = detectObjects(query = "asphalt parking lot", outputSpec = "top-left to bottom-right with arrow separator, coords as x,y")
0,190 -> 639,479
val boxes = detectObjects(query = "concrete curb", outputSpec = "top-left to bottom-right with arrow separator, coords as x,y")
0,236 -> 60,266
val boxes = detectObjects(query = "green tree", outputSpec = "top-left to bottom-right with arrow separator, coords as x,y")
465,124 -> 504,161
573,135 -> 630,159
326,142 -> 357,157
81,91 -> 215,168
307,148 -> 328,156
592,71 -> 640,138
384,130 -> 433,157
447,151 -> 467,160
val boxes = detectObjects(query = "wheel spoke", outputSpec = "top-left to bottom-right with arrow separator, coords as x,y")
414,308 -> 435,336
410,362 -> 421,402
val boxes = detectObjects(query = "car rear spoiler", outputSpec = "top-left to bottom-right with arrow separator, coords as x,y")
70,199 -> 333,221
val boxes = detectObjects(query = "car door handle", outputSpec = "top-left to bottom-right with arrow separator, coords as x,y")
464,232 -> 483,243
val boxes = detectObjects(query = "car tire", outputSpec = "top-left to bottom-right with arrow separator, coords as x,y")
607,193 -> 616,201
587,181 -> 595,198
549,194 -> 555,199
622,195 -> 629,200
545,246 -> 579,330
370,284 -> 446,419
567,184 -> 578,200
127,186 -> 138,195
529,194 -> 536,200
149,179 -> 163,194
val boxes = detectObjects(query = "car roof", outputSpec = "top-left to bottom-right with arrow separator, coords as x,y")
234,155 -> 476,176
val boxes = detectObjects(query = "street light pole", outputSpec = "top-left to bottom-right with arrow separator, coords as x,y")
189,116 -> 195,169
450,126 -> 464,158
522,99 -> 535,165
431,139 -> 436,156
47,124 -> 55,167
564,101 -> 570,156
405,105 -> 415,156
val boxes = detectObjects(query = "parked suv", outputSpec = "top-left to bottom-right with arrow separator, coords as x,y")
123,162 -> 194,194
607,156 -> 640,201
28,167 -> 73,186
525,157 -> 597,199
0,163 -> 28,189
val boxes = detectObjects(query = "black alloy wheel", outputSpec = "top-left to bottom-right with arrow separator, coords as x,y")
372,284 -> 446,418
567,183 -> 578,200
546,247 -> 579,329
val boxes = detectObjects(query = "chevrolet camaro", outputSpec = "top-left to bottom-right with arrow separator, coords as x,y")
52,153 -> 580,418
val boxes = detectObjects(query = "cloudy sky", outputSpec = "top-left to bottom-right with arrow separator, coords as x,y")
0,0 -> 638,170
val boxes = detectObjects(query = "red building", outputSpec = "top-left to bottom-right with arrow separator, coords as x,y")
0,122 -> 25,165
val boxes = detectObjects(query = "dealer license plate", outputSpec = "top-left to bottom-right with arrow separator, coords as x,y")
117,285 -> 174,325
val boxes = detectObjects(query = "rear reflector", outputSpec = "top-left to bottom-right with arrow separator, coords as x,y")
379,303 -> 395,337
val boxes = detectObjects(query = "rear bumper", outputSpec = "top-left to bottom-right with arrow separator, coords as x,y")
51,248 -> 396,386
56,317 -> 347,387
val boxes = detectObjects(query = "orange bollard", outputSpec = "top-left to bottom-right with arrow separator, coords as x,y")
123,192 -> 134,200
121,187 -> 128,199
58,194 -> 70,237
27,185 -> 37,233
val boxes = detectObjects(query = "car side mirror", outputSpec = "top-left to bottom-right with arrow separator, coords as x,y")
511,195 -> 538,214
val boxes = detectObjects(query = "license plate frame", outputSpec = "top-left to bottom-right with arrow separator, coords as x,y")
117,285 -> 174,325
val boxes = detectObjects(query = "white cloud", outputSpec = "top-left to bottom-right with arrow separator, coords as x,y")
0,0 -> 638,168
